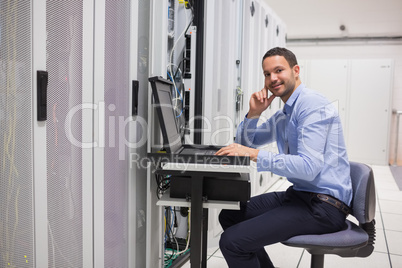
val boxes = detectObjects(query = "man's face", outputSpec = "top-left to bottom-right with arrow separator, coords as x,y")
262,55 -> 300,103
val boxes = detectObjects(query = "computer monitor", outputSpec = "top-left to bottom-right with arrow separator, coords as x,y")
149,76 -> 182,153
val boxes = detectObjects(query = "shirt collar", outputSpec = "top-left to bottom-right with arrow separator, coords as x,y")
283,83 -> 305,115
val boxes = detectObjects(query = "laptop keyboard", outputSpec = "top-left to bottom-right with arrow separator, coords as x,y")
201,150 -> 217,155
180,148 -> 217,155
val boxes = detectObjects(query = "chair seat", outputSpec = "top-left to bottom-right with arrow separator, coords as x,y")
282,220 -> 368,250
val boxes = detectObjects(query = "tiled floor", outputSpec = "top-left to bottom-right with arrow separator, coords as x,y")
181,165 -> 402,267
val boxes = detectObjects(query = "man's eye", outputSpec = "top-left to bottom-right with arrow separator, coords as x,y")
277,69 -> 282,73
264,73 -> 270,77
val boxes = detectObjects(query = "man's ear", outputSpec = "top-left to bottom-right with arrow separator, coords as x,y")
293,65 -> 300,77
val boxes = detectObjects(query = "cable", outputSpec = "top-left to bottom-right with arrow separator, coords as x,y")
167,63 -> 185,117
173,58 -> 186,79
163,206 -> 191,267
167,71 -> 183,118
170,207 -> 180,254
164,207 -> 180,266
166,0 -> 194,122
175,208 -> 190,255
155,174 -> 171,199
168,2 -> 193,109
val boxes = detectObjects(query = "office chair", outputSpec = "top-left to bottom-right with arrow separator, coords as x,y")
282,161 -> 376,268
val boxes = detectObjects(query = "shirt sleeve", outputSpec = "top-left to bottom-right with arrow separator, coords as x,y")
257,101 -> 338,182
234,114 -> 277,147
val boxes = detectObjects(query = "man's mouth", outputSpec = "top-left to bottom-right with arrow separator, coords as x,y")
271,83 -> 283,90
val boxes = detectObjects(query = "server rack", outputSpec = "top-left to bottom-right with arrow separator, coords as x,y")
0,1 -> 145,267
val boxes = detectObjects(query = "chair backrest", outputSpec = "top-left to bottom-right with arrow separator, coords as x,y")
349,161 -> 376,223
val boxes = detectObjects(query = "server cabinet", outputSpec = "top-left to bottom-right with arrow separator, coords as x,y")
240,0 -> 260,198
240,0 -> 286,197
1,1 -> 143,267
241,0 -> 260,113
202,0 -> 245,243
271,12 -> 287,48
203,0 -> 242,146
256,2 -> 280,195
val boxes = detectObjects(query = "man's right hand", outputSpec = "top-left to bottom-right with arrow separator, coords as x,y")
247,88 -> 276,119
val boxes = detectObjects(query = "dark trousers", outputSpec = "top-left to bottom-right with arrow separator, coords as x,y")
219,187 -> 347,268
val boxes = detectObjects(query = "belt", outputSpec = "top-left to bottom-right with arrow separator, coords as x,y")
314,193 -> 351,215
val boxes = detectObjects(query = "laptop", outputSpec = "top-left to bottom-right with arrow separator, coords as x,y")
148,76 -> 250,167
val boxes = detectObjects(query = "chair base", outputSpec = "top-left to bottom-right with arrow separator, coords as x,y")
311,254 -> 324,268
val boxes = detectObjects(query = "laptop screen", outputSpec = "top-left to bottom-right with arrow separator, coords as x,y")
149,76 -> 182,153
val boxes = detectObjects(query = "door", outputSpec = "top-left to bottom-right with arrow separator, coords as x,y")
0,1 -> 35,267
348,59 -> 392,164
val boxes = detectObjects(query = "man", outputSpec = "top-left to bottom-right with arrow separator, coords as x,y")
215,47 -> 352,268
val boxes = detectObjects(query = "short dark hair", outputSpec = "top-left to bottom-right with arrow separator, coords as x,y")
262,47 -> 298,67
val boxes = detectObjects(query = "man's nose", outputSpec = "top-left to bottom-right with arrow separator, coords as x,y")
270,73 -> 278,82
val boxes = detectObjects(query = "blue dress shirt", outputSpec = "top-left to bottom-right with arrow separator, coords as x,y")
235,84 -> 353,205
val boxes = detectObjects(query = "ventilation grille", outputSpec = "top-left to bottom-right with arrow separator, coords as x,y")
104,1 -> 131,267
46,1 -> 84,267
0,1 -> 34,267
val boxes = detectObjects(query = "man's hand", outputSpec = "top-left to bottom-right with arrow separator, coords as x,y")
248,88 -> 276,119
215,143 -> 259,161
